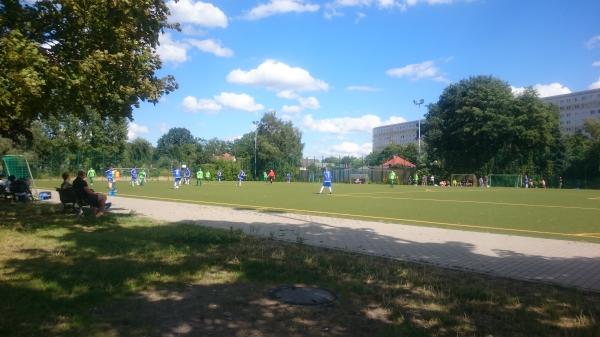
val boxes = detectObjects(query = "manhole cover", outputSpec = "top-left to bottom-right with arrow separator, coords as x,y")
268,285 -> 336,306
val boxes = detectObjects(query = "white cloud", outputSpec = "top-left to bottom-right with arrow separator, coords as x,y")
214,92 -> 264,112
355,12 -> 366,23
329,0 -> 400,8
277,90 -> 300,99
592,60 -> 600,67
282,105 -> 303,114
128,122 -> 149,140
303,114 -> 406,134
183,96 -> 222,113
585,35 -> 600,49
405,0 -> 455,6
298,96 -> 320,110
280,96 -> 320,115
157,34 -> 234,63
244,0 -> 320,20
511,83 -> 572,98
589,77 -> 600,90
157,33 -> 188,64
227,59 -> 329,93
347,85 -> 382,92
187,39 -> 233,58
183,93 -> 264,113
158,122 -> 169,134
386,60 -> 449,82
325,0 -> 456,16
167,0 -> 228,28
382,116 -> 409,125
330,141 -> 373,157
179,25 -> 208,36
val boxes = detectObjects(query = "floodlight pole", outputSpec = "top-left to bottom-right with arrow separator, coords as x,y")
413,99 -> 425,155
253,120 -> 259,179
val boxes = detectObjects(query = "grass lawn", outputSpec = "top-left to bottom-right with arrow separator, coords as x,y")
37,179 -> 600,242
1,201 -> 599,337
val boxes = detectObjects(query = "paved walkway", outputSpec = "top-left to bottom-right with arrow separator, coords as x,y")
51,193 -> 600,292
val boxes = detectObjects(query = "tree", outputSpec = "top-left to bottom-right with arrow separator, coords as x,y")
256,112 -> 303,176
0,0 -> 177,140
156,127 -> 200,163
126,138 -> 154,167
234,112 -> 304,178
203,138 -> 233,159
425,76 -> 561,176
582,119 -> 600,179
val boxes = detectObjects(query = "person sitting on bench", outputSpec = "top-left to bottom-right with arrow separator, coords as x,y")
11,177 -> 33,202
72,170 -> 111,217
61,172 -> 72,190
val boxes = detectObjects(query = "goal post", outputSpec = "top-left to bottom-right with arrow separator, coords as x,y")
450,174 -> 477,187
488,174 -> 522,188
2,154 -> 37,191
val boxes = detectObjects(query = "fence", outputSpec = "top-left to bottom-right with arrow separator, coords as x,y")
295,166 -> 416,184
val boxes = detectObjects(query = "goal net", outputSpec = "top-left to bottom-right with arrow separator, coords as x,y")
2,154 -> 37,191
488,174 -> 522,188
450,174 -> 477,187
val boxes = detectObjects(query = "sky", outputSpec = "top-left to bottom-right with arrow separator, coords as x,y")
127,0 -> 600,158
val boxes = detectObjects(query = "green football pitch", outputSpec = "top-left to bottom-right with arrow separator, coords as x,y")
37,179 -> 600,243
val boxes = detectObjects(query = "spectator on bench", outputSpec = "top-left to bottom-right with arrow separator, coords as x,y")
11,177 -> 33,202
6,175 -> 16,194
0,174 -> 6,197
72,170 -> 111,217
61,172 -> 72,190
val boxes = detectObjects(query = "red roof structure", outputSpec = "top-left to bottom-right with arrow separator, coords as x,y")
382,155 -> 416,168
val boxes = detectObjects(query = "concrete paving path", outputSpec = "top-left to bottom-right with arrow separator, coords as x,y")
51,193 -> 600,292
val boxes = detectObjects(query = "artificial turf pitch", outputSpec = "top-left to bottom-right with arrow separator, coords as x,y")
37,179 -> 600,242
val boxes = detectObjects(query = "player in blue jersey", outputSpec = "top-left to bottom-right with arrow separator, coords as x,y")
130,167 -> 138,187
319,168 -> 333,194
105,165 -> 115,194
183,165 -> 191,185
173,166 -> 182,189
237,169 -> 246,187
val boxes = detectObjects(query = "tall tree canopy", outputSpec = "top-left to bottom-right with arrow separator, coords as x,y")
424,76 -> 561,175
0,0 -> 177,139
156,127 -> 200,163
234,112 -> 304,178
126,138 -> 154,167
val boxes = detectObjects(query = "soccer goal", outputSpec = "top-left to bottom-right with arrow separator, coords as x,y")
488,174 -> 522,188
450,174 -> 477,187
2,154 -> 37,191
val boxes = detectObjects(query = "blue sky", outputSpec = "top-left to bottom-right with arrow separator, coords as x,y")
128,0 -> 600,158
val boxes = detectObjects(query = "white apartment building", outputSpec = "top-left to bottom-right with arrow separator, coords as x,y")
372,119 -> 424,152
372,89 -> 600,153
542,88 -> 600,134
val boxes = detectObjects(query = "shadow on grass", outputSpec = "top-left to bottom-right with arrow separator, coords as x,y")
1,202 -> 600,336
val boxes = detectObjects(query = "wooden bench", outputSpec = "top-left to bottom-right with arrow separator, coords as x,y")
56,188 -> 89,214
